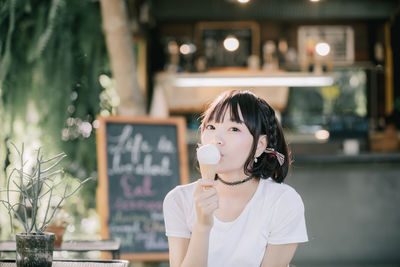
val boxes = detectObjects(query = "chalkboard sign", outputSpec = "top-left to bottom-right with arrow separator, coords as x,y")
96,116 -> 189,261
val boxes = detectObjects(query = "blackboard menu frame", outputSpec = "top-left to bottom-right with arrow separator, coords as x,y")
96,116 -> 189,261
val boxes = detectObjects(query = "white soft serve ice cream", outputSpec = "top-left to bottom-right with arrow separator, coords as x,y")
197,144 -> 220,180
197,144 -> 221,164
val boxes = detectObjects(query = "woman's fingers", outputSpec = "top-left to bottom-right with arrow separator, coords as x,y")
194,186 -> 218,209
196,193 -> 219,209
195,187 -> 217,201
194,178 -> 217,194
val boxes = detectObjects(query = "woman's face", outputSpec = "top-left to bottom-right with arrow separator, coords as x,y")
201,106 -> 254,178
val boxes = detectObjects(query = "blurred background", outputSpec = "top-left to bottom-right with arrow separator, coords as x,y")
0,0 -> 400,266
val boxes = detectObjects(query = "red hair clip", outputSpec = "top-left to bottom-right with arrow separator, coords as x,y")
264,148 -> 285,166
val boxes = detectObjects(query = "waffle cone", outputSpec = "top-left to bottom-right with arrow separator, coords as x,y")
200,164 -> 217,180
199,163 -> 217,180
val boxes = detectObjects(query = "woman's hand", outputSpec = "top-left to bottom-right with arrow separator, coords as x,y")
193,179 -> 219,229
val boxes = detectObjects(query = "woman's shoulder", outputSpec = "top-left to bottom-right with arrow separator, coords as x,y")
164,181 -> 197,203
260,178 -> 304,206
261,177 -> 298,193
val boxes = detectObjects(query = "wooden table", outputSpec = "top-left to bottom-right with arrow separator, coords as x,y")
0,239 -> 121,259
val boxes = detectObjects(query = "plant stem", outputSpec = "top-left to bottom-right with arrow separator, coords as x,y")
19,144 -> 29,233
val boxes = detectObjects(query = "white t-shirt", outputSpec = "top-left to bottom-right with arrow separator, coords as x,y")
163,178 -> 308,267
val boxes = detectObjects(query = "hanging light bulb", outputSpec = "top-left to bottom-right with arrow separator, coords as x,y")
223,36 -> 240,52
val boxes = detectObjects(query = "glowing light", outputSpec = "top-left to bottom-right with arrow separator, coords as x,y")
61,128 -> 70,141
67,105 -> 75,114
310,0 -> 320,2
238,0 -> 250,3
349,75 -> 360,87
92,120 -> 100,129
315,129 -> 330,141
70,91 -> 78,101
179,44 -> 196,55
79,121 -> 92,138
180,44 -> 190,55
315,42 -> 330,56
99,74 -> 112,88
100,110 -> 110,117
111,95 -> 120,107
321,86 -> 340,100
174,76 -> 334,87
81,217 -> 99,235
66,117 -> 75,127
67,224 -> 75,233
223,36 -> 239,52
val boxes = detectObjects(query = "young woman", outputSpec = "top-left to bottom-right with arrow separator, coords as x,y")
163,90 -> 308,267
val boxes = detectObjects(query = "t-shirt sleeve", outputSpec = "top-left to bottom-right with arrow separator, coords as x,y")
267,187 -> 308,245
163,188 -> 191,239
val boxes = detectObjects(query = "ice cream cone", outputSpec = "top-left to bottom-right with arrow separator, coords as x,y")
199,163 -> 217,181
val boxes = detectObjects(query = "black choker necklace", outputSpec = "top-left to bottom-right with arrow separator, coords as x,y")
215,175 -> 254,186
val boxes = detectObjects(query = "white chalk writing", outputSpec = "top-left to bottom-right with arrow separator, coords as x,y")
108,125 -> 174,176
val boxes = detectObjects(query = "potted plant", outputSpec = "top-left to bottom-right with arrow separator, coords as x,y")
0,143 -> 90,267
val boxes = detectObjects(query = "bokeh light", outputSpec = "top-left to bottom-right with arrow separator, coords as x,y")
223,36 -> 240,52
315,42 -> 331,56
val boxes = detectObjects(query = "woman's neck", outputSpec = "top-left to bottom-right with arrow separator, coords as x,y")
216,173 -> 260,198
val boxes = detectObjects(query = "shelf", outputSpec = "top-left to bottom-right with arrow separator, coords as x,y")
154,71 -> 334,113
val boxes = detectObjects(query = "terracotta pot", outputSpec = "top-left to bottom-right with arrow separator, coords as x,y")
16,232 -> 54,267
45,225 -> 66,248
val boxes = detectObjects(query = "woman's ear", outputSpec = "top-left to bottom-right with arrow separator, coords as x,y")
255,135 -> 267,158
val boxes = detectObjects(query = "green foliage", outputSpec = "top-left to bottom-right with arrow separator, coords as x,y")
0,0 -> 110,238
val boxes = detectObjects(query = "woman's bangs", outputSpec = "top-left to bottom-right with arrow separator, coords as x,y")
201,91 -> 253,130
228,100 -> 244,123
208,98 -> 243,124
200,99 -> 226,130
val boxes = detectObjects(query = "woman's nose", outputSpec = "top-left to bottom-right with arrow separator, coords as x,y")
213,136 -> 224,146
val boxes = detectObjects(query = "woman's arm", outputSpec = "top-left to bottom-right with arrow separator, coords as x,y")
168,179 -> 219,267
260,243 -> 298,267
168,223 -> 212,267
168,237 -> 189,266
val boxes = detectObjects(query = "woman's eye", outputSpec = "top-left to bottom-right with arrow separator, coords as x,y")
205,124 -> 215,130
230,127 -> 240,132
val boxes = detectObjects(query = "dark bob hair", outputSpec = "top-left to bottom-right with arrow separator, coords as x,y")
200,90 -> 291,183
